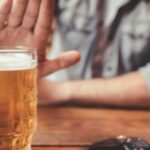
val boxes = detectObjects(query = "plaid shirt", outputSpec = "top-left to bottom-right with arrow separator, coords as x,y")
51,0 -> 150,93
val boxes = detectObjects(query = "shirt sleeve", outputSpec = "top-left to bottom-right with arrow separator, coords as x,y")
139,63 -> 150,95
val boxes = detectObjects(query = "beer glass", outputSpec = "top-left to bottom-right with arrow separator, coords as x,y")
0,46 -> 37,150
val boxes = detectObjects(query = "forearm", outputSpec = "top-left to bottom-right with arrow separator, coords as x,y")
65,72 -> 150,107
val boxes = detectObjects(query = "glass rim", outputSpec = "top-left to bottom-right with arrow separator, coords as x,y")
0,45 -> 36,53
0,45 -> 37,71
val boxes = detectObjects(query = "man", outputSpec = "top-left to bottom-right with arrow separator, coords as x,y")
0,0 -> 80,78
39,0 -> 150,107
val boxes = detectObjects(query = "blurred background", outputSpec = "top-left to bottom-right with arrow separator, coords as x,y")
46,0 -> 150,83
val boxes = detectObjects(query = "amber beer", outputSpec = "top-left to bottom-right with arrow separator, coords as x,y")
0,48 -> 37,150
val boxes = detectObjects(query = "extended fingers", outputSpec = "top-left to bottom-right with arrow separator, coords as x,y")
8,0 -> 41,28
34,0 -> 55,41
22,0 -> 41,29
0,0 -> 12,29
39,51 -> 81,78
8,0 -> 28,27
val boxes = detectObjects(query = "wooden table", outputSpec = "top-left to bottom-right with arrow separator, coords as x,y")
32,106 -> 150,150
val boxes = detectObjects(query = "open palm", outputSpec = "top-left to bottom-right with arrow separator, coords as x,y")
0,0 -> 80,78
0,0 -> 53,61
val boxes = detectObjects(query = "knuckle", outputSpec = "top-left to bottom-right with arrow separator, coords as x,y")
57,59 -> 65,69
37,22 -> 50,31
10,12 -> 22,19
32,0 -> 41,4
17,0 -> 28,6
25,11 -> 38,18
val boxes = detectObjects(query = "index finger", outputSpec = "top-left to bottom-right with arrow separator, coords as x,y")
22,0 -> 41,29
34,0 -> 55,41
9,0 -> 28,27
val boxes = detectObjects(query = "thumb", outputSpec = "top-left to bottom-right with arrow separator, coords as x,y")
39,50 -> 81,78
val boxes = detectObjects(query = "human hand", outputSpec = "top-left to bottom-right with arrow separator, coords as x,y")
0,0 -> 80,78
0,0 -> 54,61
38,79 -> 71,104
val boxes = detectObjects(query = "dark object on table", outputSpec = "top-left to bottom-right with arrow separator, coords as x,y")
90,136 -> 150,150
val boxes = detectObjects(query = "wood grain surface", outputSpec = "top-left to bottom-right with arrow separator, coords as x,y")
33,147 -> 87,150
33,106 -> 150,148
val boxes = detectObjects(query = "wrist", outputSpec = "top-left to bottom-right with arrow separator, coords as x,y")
60,82 -> 73,102
38,79 -> 72,104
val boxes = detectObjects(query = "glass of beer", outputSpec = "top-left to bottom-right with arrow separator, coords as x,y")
0,46 -> 37,150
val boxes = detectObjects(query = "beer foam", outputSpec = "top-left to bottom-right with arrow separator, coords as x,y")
0,50 -> 37,71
